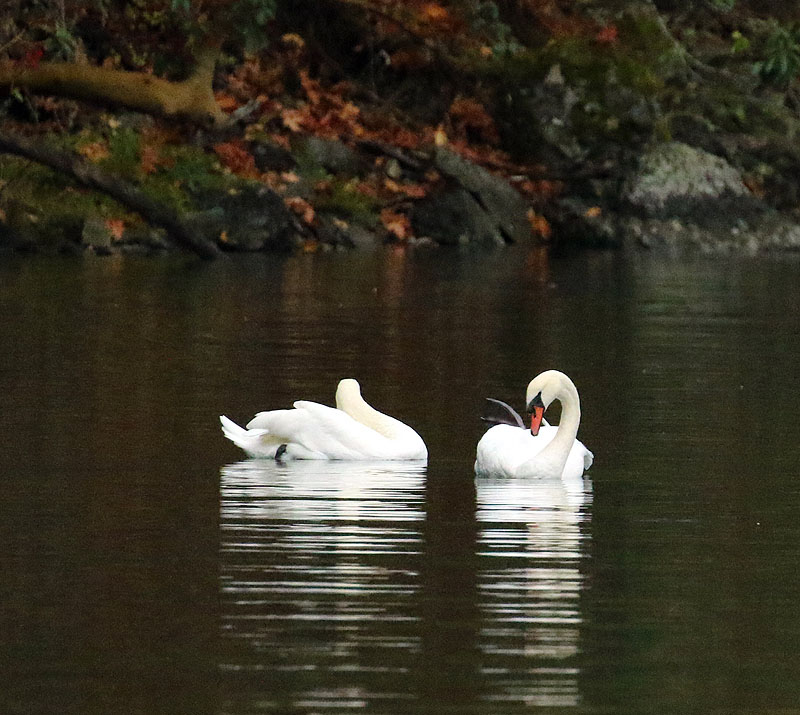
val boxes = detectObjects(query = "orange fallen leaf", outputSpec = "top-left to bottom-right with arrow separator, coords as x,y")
584,206 -> 602,218
382,178 -> 427,199
527,209 -> 552,240
383,178 -> 403,193
356,181 -> 379,198
78,141 -> 110,163
105,218 -> 125,240
449,96 -> 499,143
139,144 -> 161,175
213,141 -> 258,178
281,33 -> 305,49
596,25 -> 619,44
270,132 -> 291,149
381,208 -> 411,240
422,3 -> 450,22
285,196 -> 315,224
340,101 -> 361,122
215,92 -> 240,113
385,127 -> 421,149
299,70 -> 322,105
401,183 -> 427,199
282,108 -> 306,132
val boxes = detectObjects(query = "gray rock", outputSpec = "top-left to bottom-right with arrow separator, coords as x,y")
410,187 -> 507,247
0,200 -> 38,251
617,141 -> 800,254
81,215 -> 113,255
431,147 -> 531,245
316,213 -> 378,250
547,197 -> 621,248
119,224 -> 170,252
619,210 -> 800,255
191,182 -> 297,251
623,141 -> 750,217
250,140 -> 297,172
296,136 -> 364,175
385,158 -> 403,180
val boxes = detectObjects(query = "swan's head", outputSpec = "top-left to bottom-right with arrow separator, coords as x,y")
525,370 -> 572,436
337,378 -> 361,395
335,378 -> 362,408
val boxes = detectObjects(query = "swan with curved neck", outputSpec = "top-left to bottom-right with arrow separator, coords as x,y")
475,370 -> 593,480
220,378 -> 427,460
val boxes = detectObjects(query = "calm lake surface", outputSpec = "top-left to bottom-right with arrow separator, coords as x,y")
2,247 -> 800,714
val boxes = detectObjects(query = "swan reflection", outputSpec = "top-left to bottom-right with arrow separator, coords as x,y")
221,458 -> 426,523
219,459 -> 426,712
476,474 -> 592,708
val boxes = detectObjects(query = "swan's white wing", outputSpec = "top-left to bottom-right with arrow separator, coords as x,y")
246,408 -> 304,431
475,424 -> 555,477
244,401 -> 405,459
562,438 -> 593,481
475,424 -> 591,480
582,446 -> 594,470
293,400 -> 406,459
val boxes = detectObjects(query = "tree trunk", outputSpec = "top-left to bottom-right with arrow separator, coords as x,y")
0,44 -> 224,125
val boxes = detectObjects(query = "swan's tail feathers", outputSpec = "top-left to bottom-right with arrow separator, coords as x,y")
220,415 -> 281,458
583,448 -> 594,471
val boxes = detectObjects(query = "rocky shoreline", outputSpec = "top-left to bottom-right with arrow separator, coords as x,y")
6,4 -> 800,260
5,132 -> 800,259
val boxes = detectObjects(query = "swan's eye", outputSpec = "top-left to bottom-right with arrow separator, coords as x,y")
527,392 -> 544,413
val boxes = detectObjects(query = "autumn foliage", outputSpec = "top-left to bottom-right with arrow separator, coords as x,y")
0,0 -> 635,249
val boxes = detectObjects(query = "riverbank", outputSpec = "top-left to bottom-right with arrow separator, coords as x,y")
3,2 -> 800,258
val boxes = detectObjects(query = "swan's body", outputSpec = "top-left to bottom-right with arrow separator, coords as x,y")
475,370 -> 593,480
220,379 -> 427,460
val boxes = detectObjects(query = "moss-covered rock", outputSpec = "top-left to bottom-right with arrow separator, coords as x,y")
622,141 -> 750,216
191,180 -> 298,251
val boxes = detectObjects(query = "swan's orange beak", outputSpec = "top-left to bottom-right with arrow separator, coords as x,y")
530,406 -> 545,436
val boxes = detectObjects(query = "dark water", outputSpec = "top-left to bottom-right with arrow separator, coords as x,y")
2,247 -> 800,714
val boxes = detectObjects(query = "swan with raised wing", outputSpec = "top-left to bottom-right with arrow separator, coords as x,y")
220,379 -> 427,460
475,370 -> 593,480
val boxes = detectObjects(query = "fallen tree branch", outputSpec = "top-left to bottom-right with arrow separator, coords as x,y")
0,43 -> 225,125
0,131 -> 220,259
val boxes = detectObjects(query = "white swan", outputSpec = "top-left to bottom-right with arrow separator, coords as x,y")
220,379 -> 427,460
474,370 -> 593,481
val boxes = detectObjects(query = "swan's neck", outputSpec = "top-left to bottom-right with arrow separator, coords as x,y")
336,383 -> 401,439
539,382 -> 581,470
